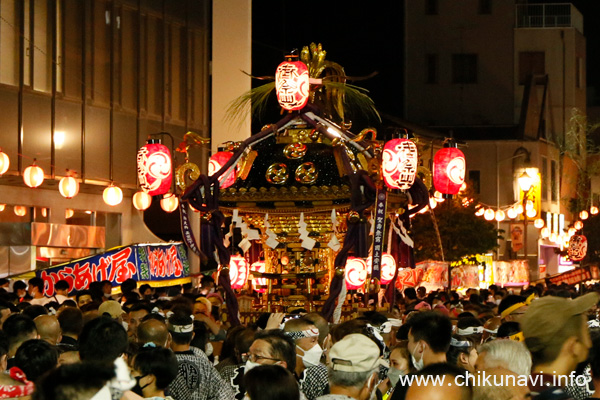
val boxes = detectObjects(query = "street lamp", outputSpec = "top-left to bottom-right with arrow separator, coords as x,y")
518,170 -> 534,263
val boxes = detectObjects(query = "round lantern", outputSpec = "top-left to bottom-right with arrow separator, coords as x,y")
495,210 -> 505,222
229,255 -> 249,289
433,144 -> 465,195
345,257 -> 368,290
275,58 -> 310,111
23,160 -> 44,188
526,208 -> 536,218
103,184 -> 123,206
534,218 -> 545,229
506,208 -> 518,219
0,204 -> 4,212
591,206 -> 599,215
380,254 -> 397,285
475,207 -> 485,217
133,191 -> 152,211
574,221 -> 584,230
568,227 -> 576,237
484,209 -> 495,221
580,210 -> 589,220
160,193 -> 179,213
14,206 -> 27,216
208,151 -> 236,188
65,208 -> 74,219
250,261 -> 267,293
381,138 -> 418,190
0,149 -> 9,175
568,235 -> 588,261
136,140 -> 172,196
540,227 -> 550,238
58,175 -> 79,199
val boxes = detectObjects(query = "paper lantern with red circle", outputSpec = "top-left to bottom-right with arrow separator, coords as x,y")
229,255 -> 249,289
250,261 -> 267,293
136,140 -> 172,196
433,146 -> 466,195
366,253 -> 397,285
208,151 -> 236,189
275,59 -> 310,111
568,235 -> 588,261
381,139 -> 418,190
345,257 -> 368,290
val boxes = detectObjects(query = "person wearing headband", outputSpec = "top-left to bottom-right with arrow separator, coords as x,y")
284,317 -> 329,400
498,294 -> 533,322
166,308 -> 234,400
446,335 -> 477,372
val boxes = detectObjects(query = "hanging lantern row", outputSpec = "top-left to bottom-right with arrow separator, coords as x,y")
475,200 -> 537,223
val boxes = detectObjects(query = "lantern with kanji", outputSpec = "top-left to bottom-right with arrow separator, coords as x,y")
433,144 -> 466,195
568,235 -> 588,261
208,151 -> 236,189
229,255 -> 250,289
250,261 -> 267,293
275,58 -> 310,111
366,253 -> 397,285
381,139 -> 418,190
137,140 -> 172,196
345,257 -> 368,290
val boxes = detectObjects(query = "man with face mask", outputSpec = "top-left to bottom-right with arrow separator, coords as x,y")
390,311 -> 452,400
225,329 -> 298,400
284,317 -> 329,400
315,333 -> 385,400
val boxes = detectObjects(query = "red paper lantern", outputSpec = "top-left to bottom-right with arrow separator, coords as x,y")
250,261 -> 267,293
433,146 -> 466,195
568,235 -> 588,261
137,140 -> 172,196
229,255 -> 249,289
208,151 -> 236,189
275,60 -> 310,111
367,253 -> 397,285
345,257 -> 368,290
382,139 -> 418,190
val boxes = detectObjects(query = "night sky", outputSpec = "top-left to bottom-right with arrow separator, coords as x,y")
252,0 -> 600,129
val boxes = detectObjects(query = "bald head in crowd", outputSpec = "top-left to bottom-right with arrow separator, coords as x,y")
137,319 -> 170,348
34,315 -> 62,346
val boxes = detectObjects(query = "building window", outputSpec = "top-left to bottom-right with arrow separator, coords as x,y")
452,54 -> 477,84
519,52 -> 545,85
468,170 -> 480,194
0,0 -> 20,86
425,0 -> 438,15
425,54 -> 437,84
478,0 -> 492,14
541,156 -> 547,201
551,160 -> 557,202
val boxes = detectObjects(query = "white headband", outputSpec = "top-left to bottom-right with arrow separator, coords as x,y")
450,337 -> 472,348
457,326 -> 484,336
379,319 -> 403,334
285,328 -> 319,340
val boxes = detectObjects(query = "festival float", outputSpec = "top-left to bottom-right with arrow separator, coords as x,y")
177,44 -> 456,325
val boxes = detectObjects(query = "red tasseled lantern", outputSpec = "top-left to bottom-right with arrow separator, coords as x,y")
345,257 -> 368,290
208,151 -> 236,189
275,60 -> 310,111
433,146 -> 466,195
381,138 -> 418,190
137,141 -> 172,196
568,235 -> 587,261
229,255 -> 249,289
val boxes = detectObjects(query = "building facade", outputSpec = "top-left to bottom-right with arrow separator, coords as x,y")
405,0 -> 586,281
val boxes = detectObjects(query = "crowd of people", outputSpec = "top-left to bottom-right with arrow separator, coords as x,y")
0,276 -> 598,400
